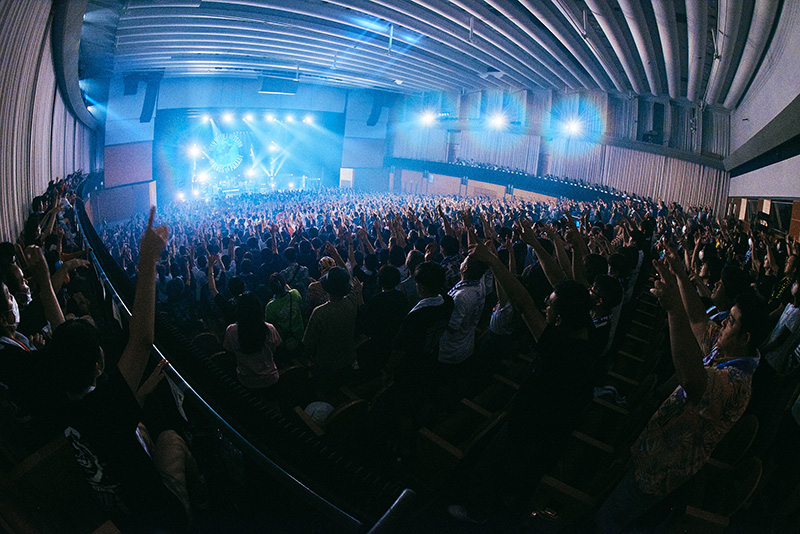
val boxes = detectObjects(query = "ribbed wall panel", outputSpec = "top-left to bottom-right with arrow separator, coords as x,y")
702,108 -> 731,157
669,105 -> 696,152
0,0 -> 94,241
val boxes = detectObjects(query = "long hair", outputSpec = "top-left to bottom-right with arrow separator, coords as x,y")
236,292 -> 266,354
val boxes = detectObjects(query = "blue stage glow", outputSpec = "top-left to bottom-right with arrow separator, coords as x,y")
420,111 -> 436,126
489,113 -> 508,129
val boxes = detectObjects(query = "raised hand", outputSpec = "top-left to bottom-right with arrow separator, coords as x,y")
650,258 -> 680,312
140,207 -> 169,263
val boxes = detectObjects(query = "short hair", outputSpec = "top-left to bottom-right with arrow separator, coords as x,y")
227,276 -> 245,297
734,291 -> 771,349
584,254 -> 609,286
414,262 -> 446,294
364,253 -> 379,271
50,319 -> 103,394
283,247 -> 297,263
462,255 -> 488,281
388,246 -> 406,268
441,235 -> 459,256
551,279 -> 592,330
0,242 -> 16,266
269,273 -> 288,297
405,250 -> 424,274
379,265 -> 401,290
592,274 -> 623,309
0,281 -> 11,314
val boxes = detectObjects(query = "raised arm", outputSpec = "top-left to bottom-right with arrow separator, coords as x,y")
118,207 -> 169,393
24,245 -> 65,330
207,253 -> 220,298
663,243 -> 711,346
517,220 -> 566,288
469,241 -> 547,342
651,258 -> 708,401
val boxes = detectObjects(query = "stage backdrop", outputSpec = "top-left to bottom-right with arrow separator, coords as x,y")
153,108 -> 345,202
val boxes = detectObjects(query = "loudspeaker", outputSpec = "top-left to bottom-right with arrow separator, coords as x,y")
140,78 -> 160,123
366,92 -> 384,126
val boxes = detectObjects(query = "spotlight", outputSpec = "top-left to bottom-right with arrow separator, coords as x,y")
202,115 -> 210,123
420,111 -> 436,126
222,113 -> 234,123
302,115 -> 314,124
244,113 -> 254,122
285,114 -> 294,122
192,189 -> 200,197
489,113 -> 507,129
268,143 -> 278,152
188,145 -> 201,158
265,113 -> 275,122
246,168 -> 255,177
288,182 -> 294,189
563,119 -> 583,136
197,171 -> 209,183
176,192 -> 185,201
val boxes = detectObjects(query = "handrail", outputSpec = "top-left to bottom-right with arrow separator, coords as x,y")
74,193 -> 367,532
366,489 -> 417,534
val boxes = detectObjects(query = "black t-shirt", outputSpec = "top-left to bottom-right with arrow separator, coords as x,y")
507,326 -> 599,451
63,371 -> 183,526
214,292 -> 238,326
357,289 -> 408,346
393,295 -> 455,386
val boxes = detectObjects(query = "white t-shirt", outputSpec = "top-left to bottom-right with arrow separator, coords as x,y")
764,303 -> 800,374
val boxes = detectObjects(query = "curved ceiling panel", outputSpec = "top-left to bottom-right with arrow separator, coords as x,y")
79,0 -> 782,109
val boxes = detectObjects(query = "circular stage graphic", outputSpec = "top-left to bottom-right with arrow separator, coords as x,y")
207,133 -> 244,172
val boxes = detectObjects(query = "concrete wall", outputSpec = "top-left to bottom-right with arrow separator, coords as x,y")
731,1 -> 800,153
729,153 -> 800,199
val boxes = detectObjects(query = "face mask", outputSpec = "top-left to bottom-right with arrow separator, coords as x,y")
16,288 -> 32,308
9,295 -> 20,329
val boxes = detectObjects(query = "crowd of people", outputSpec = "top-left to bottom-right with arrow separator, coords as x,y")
3,171 -> 800,532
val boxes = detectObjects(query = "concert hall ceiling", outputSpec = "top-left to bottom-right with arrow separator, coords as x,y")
80,0 -> 779,109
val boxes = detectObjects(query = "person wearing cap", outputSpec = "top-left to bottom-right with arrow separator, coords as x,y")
302,266 -> 363,393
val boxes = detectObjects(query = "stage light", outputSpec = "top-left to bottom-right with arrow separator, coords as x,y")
288,182 -> 294,189
176,192 -> 185,201
246,168 -> 255,177
268,143 -> 278,152
285,114 -> 295,122
244,113 -> 254,122
202,115 -> 210,123
198,171 -> 209,183
489,113 -> 508,129
188,144 -> 201,158
563,119 -> 583,136
302,115 -> 314,124
265,113 -> 275,122
420,111 -> 436,126
192,189 -> 200,198
222,113 -> 234,123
